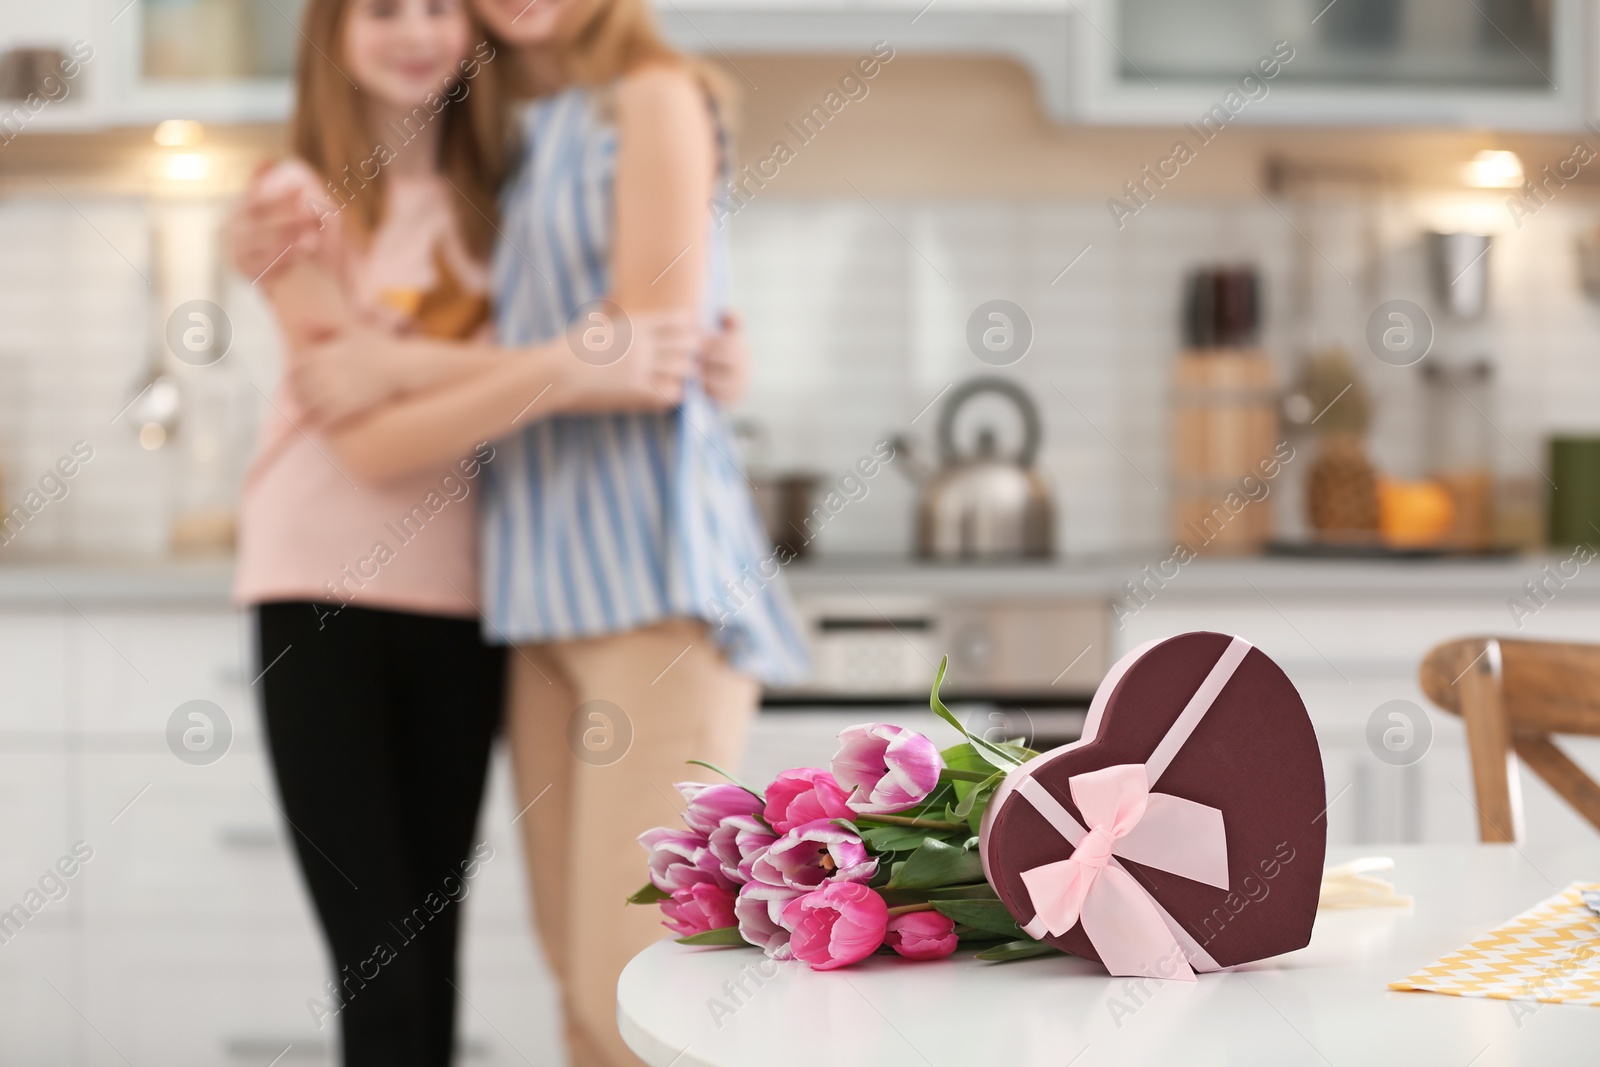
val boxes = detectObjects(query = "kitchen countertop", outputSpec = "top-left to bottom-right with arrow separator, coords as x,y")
0,558 -> 237,607
0,552 -> 1587,607
782,552 -> 1592,602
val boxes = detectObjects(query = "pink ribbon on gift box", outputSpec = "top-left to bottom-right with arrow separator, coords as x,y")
1005,635 -> 1251,981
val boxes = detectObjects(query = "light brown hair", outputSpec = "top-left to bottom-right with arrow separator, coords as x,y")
536,0 -> 734,124
290,0 -> 510,257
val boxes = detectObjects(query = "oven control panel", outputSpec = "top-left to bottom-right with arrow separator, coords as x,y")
775,596 -> 1108,700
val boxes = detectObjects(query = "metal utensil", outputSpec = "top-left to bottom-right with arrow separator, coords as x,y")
125,218 -> 180,450
895,376 -> 1054,560
1428,231 -> 1492,319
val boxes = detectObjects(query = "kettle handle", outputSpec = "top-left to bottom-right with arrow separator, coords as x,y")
937,376 -> 1042,467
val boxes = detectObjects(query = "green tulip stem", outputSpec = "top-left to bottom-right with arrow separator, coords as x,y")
856,813 -> 966,831
886,903 -> 940,916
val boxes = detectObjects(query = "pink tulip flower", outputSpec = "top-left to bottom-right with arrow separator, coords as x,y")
748,819 -> 876,891
661,883 -> 738,938
832,723 -> 944,815
707,815 -> 777,884
763,768 -> 853,833
676,781 -> 764,835
736,882 -> 803,959
884,910 -> 959,960
638,827 -> 732,893
783,882 -> 889,971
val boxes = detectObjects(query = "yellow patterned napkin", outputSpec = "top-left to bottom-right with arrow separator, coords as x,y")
1390,883 -> 1600,1006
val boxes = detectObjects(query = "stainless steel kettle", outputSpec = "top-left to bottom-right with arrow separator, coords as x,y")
897,377 -> 1054,560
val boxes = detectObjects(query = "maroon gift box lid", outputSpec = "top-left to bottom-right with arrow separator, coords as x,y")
979,631 -> 1326,973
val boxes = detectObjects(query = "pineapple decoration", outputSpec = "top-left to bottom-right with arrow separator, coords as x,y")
1301,348 -> 1380,539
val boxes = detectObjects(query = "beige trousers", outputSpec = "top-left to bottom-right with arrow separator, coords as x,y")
506,618 -> 758,1067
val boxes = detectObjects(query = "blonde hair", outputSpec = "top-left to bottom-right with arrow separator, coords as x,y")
544,0 -> 734,123
290,0 -> 510,258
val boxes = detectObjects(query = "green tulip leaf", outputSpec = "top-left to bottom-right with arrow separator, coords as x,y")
939,767 -> 993,783
976,939 -> 1063,963
860,825 -> 943,852
675,926 -> 751,947
932,899 -> 1027,939
885,837 -> 986,890
878,881 -> 999,908
928,657 -> 1023,770
684,760 -> 765,802
627,883 -> 669,905
920,883 -> 1000,900
940,742 -> 991,774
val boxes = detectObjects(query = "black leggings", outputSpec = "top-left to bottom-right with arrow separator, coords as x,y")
255,602 -> 505,1067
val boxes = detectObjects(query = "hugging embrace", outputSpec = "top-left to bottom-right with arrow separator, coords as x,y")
227,1 -> 805,1065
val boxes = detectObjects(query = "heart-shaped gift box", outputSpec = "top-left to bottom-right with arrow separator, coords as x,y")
979,632 -> 1326,979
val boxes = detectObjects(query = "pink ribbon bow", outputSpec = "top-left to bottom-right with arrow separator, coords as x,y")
1017,762 -> 1229,981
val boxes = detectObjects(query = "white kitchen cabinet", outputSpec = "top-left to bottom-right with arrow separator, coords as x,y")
97,0 -> 299,126
0,752 -> 75,894
1074,0 -> 1590,129
0,612 -> 69,732
0,0 -> 97,44
5,0 -> 294,131
0,594 -> 563,1066
79,744 -> 311,921
8,0 -> 1594,132
81,925 -> 331,1067
0,0 -> 112,134
0,928 -> 87,1067
72,608 -> 253,735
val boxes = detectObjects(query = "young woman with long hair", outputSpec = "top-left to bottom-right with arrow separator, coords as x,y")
233,0 -> 806,1062
229,1 -> 735,1064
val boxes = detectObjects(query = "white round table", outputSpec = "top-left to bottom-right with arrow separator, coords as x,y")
619,844 -> 1600,1066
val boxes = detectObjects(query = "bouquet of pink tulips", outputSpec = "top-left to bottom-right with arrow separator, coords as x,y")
632,660 -> 1054,971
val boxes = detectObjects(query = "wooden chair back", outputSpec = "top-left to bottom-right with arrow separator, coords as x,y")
1419,637 -> 1600,843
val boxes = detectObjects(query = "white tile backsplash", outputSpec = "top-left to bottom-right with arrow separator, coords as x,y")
729,192 -> 1600,556
3,186 -> 1599,561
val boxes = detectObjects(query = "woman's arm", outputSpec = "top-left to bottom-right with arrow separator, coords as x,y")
284,314 -> 529,426
610,63 -> 716,313
266,260 -> 346,349
315,63 -> 721,485
302,310 -> 697,485
228,167 -> 523,423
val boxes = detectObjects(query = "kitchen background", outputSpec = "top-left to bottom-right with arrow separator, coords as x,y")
7,0 -> 1600,1063
6,60 -> 1600,559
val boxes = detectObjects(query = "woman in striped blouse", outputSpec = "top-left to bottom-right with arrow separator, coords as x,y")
244,0 -> 808,1062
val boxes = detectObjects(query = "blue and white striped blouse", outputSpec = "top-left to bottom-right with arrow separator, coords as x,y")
480,85 -> 808,686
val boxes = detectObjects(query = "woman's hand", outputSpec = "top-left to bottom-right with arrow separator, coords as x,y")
295,306 -> 701,431
551,307 -> 700,415
702,311 -> 750,406
289,327 -> 414,426
225,161 -> 323,286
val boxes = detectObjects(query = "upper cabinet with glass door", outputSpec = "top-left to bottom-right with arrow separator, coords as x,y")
1075,0 -> 1586,129
107,0 -> 306,124
2,0 -> 1587,131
